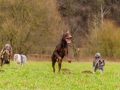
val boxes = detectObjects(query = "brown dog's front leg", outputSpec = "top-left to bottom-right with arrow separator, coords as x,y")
2,59 -> 5,67
66,57 -> 71,63
58,58 -> 62,72
8,55 -> 10,65
65,49 -> 71,63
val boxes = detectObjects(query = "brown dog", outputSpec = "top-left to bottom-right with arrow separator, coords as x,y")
51,31 -> 72,73
0,44 -> 12,66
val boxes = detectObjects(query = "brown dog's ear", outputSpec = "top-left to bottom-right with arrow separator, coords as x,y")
66,30 -> 70,34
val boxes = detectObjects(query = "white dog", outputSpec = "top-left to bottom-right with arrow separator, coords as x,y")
14,54 -> 27,66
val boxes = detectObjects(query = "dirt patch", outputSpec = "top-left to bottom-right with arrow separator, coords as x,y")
3,81 -> 10,85
0,69 -> 5,72
81,70 -> 93,74
12,68 -> 18,69
61,68 -> 70,71
61,68 -> 72,74
32,69 -> 39,71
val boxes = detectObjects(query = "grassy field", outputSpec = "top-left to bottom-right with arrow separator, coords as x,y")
0,61 -> 120,90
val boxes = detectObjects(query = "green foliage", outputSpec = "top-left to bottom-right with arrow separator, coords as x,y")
0,61 -> 120,90
90,20 -> 120,59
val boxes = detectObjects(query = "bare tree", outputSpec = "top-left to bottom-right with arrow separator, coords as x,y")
101,5 -> 110,25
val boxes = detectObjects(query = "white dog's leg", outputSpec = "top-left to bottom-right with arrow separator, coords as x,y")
21,62 -> 23,66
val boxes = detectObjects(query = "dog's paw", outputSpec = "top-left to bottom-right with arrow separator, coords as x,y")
68,60 -> 71,63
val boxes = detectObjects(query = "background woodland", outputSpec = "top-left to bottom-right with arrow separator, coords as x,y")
0,0 -> 120,61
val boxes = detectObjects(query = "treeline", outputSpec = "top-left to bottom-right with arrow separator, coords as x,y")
0,0 -> 120,60
0,0 -> 65,55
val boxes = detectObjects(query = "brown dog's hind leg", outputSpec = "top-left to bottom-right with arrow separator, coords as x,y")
0,60 -> 2,67
1,59 -> 4,67
52,58 -> 56,73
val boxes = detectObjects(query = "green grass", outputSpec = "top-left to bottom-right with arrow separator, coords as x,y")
0,61 -> 120,90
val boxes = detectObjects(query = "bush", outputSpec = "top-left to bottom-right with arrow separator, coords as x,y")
90,20 -> 120,59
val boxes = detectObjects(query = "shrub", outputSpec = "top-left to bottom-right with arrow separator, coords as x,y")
90,20 -> 120,59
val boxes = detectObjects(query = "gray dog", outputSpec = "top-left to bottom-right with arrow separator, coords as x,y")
93,53 -> 105,74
